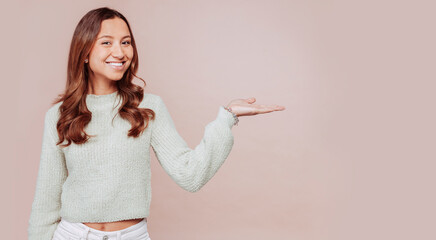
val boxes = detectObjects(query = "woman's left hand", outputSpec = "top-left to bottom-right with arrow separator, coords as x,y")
226,97 -> 286,117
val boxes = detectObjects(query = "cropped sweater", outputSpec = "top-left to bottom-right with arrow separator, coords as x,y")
28,91 -> 236,240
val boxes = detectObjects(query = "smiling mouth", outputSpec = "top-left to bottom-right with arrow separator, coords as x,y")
106,61 -> 126,70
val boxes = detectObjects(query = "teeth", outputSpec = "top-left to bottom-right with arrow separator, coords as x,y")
107,62 -> 123,66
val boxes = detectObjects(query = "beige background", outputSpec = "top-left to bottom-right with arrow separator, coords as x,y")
1,0 -> 435,239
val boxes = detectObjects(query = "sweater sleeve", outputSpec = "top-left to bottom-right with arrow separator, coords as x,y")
28,107 -> 68,240
150,96 -> 236,192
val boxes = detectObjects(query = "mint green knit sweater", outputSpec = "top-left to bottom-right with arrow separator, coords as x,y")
28,91 -> 236,240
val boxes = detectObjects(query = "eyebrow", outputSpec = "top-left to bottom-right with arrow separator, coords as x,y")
97,35 -> 131,40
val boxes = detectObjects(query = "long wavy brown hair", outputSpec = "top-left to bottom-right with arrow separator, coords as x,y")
52,7 -> 155,148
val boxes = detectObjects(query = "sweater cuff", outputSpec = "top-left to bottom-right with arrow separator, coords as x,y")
217,106 -> 237,128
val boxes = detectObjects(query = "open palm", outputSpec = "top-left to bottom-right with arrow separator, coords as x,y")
226,97 -> 286,117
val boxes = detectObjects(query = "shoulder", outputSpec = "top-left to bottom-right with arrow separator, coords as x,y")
44,101 -> 63,123
140,93 -> 164,110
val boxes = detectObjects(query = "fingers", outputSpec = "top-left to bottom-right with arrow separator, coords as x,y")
244,98 -> 285,111
254,104 -> 286,113
237,97 -> 286,114
275,105 -> 286,110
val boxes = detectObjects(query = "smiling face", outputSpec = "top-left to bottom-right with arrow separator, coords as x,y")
87,17 -> 134,86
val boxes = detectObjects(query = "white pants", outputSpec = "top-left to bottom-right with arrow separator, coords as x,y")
52,218 -> 151,240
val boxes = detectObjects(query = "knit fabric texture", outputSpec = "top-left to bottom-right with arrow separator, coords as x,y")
28,91 -> 236,240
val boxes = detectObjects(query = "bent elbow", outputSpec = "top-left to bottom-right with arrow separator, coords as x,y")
187,188 -> 200,193
182,182 -> 203,193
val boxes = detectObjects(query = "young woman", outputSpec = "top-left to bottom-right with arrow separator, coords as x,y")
28,7 -> 285,240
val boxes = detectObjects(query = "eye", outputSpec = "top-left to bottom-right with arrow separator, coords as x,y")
123,41 -> 131,45
102,41 -> 110,45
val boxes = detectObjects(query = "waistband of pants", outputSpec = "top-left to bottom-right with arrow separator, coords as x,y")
59,217 -> 148,239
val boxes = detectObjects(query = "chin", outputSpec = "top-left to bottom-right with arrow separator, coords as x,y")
108,73 -> 126,81
102,77 -> 121,82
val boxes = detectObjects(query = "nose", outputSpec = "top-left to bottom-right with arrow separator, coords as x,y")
111,43 -> 125,59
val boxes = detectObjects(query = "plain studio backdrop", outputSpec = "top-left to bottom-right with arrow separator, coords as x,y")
1,0 -> 435,239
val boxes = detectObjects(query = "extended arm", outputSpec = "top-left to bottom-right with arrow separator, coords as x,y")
150,96 -> 236,192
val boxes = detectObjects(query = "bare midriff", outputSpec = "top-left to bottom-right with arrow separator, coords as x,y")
82,218 -> 146,231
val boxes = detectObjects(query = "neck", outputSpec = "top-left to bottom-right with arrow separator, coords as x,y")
85,90 -> 121,112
